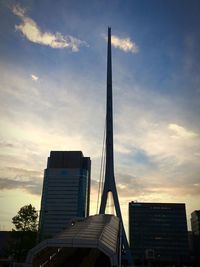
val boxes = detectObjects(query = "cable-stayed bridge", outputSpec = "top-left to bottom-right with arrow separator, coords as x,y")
25,28 -> 133,267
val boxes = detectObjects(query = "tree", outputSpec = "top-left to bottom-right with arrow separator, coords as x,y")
10,204 -> 38,262
12,204 -> 38,232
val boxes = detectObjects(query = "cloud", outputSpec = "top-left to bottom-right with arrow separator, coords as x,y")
114,83 -> 200,167
115,173 -> 200,199
12,4 -> 26,17
0,140 -> 14,148
0,167 -> 42,195
11,4 -> 88,51
169,123 -> 198,139
0,177 -> 42,195
0,167 -> 42,177
31,74 -> 39,81
111,35 -> 139,53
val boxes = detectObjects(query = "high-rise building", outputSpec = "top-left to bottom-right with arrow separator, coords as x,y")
191,210 -> 200,266
129,202 -> 189,266
39,151 -> 91,240
191,210 -> 200,236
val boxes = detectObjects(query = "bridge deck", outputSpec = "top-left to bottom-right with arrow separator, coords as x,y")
25,214 -> 120,267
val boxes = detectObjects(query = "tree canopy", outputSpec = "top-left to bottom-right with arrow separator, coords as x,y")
12,204 -> 38,232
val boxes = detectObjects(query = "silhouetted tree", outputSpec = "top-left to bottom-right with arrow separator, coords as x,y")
12,204 -> 38,232
10,204 -> 38,262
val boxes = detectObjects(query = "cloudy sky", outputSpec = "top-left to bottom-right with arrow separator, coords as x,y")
0,0 -> 200,234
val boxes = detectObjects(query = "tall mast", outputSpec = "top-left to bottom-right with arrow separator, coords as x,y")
99,27 -> 132,265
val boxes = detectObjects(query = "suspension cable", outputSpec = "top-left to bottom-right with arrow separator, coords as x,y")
96,118 -> 106,214
101,134 -> 106,198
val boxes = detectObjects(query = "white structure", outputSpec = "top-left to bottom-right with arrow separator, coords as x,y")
25,214 -> 120,267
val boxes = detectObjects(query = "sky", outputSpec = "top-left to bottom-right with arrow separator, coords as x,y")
0,0 -> 200,235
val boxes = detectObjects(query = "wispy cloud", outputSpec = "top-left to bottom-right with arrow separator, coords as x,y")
11,4 -> 88,51
111,35 -> 139,53
0,167 -> 42,195
0,140 -> 14,148
0,177 -> 42,195
114,83 -> 200,167
169,123 -> 198,139
115,173 -> 200,198
12,4 -> 26,17
31,74 -> 39,81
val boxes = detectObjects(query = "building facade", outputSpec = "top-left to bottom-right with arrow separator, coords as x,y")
39,151 -> 91,240
191,210 -> 200,235
191,210 -> 200,266
129,202 -> 189,266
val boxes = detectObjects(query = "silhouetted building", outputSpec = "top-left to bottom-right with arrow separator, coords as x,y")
0,231 -> 11,258
188,231 -> 194,264
39,151 -> 91,240
191,210 -> 200,266
191,210 -> 200,235
129,202 -> 189,266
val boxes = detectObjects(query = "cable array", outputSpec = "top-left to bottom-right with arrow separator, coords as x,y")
96,119 -> 106,214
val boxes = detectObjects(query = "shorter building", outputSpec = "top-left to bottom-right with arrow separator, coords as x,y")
39,151 -> 91,240
191,210 -> 200,235
191,210 -> 200,266
0,231 -> 12,258
129,202 -> 189,266
0,230 -> 37,263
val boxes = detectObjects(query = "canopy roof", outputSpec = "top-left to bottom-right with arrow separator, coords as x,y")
25,214 -> 120,267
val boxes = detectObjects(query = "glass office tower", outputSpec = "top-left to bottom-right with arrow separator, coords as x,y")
39,151 -> 91,240
129,202 -> 189,266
